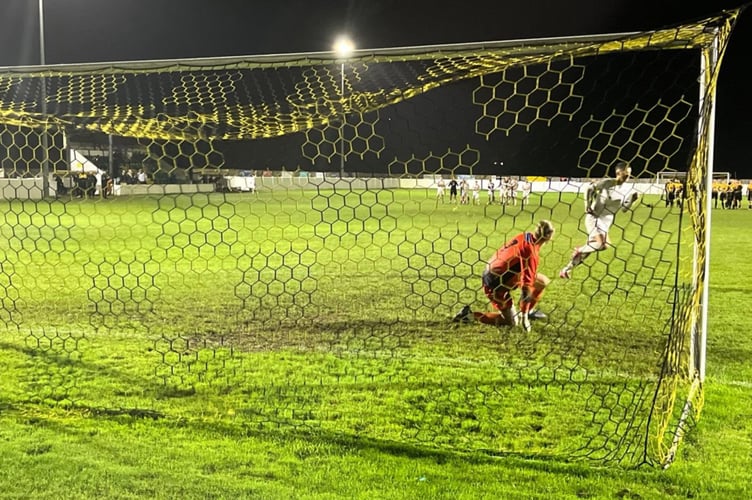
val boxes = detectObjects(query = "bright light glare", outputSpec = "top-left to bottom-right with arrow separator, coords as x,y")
333,36 -> 355,57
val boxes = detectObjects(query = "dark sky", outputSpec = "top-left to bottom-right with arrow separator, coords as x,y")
0,0 -> 750,175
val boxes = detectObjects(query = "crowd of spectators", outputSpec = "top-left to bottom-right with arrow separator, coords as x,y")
120,168 -> 148,184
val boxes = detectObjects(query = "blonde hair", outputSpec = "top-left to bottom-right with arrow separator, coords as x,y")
535,220 -> 555,241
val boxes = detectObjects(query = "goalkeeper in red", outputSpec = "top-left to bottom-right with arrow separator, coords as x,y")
453,220 -> 555,332
560,160 -> 639,278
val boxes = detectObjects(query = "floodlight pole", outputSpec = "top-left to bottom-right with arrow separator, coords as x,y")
108,133 -> 114,177
38,0 -> 50,198
333,36 -> 354,179
340,61 -> 345,178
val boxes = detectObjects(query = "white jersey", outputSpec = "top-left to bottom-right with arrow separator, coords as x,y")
586,179 -> 634,217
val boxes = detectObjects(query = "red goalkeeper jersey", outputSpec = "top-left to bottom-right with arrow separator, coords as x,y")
485,232 -> 540,290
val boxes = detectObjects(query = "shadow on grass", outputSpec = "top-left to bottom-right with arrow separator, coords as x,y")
0,339 -> 163,405
21,401 -> 651,473
0,325 -> 660,471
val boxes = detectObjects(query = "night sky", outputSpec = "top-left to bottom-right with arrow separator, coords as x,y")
0,0 -> 750,176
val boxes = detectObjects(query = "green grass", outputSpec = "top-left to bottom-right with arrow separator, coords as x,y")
0,189 -> 750,498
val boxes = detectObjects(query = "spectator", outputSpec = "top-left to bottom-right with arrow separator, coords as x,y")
53,174 -> 67,196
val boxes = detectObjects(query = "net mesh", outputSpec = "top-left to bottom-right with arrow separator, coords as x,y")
0,9 -> 742,466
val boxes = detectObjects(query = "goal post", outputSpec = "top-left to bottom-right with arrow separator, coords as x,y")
0,7 -> 745,467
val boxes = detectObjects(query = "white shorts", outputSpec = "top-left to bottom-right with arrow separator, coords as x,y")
585,213 -> 613,240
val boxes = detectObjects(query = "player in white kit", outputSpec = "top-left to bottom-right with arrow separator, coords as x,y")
560,161 -> 639,279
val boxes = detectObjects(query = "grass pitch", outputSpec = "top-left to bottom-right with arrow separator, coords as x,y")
0,188 -> 750,498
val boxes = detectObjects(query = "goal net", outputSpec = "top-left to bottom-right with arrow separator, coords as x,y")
0,8 -> 743,467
